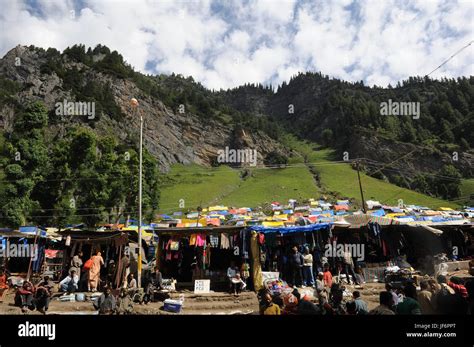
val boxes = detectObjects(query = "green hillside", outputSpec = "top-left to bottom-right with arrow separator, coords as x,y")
460,179 -> 474,206
220,165 -> 321,208
159,164 -> 241,213
159,163 -> 320,213
158,138 -> 460,212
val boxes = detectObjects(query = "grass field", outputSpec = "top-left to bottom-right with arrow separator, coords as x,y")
159,164 -> 241,213
460,179 -> 474,207
283,137 -> 460,209
308,148 -> 459,209
220,165 -> 321,208
158,137 -> 462,212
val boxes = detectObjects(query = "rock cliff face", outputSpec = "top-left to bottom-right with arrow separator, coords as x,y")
0,45 -> 289,172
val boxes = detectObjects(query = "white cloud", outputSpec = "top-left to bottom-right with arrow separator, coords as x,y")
0,0 -> 472,89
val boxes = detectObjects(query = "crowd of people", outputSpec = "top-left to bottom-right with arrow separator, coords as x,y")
278,244 -> 362,289
259,273 -> 474,315
2,241 -> 473,316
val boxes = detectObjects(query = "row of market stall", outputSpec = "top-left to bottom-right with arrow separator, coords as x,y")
0,199 -> 473,291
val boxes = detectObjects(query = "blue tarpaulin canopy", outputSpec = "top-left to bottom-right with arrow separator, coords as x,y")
370,209 -> 385,217
248,223 -> 331,234
19,226 -> 47,237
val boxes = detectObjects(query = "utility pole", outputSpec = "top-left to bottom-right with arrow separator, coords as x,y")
131,98 -> 142,288
196,205 -> 202,228
356,161 -> 367,213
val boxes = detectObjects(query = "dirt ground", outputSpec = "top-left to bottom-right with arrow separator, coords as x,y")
1,269 -> 469,315
0,290 -> 260,315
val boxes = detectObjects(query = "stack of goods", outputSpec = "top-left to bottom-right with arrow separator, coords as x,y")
384,265 -> 415,285
264,279 -> 291,296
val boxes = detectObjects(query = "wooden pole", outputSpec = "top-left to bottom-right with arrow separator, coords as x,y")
356,161 -> 367,213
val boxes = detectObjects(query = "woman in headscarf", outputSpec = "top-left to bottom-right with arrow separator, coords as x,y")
88,251 -> 104,292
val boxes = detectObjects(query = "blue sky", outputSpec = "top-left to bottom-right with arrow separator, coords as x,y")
1,0 -> 472,90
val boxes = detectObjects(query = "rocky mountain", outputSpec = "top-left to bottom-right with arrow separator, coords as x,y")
0,44 -> 472,204
0,45 -> 290,173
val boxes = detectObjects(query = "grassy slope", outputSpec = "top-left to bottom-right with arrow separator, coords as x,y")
460,179 -> 474,206
158,138 -> 461,212
310,149 -> 459,208
158,164 -> 241,213
220,165 -> 321,207
283,137 -> 460,208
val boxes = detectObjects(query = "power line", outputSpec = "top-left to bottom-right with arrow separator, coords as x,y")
362,162 -> 466,182
426,40 -> 474,77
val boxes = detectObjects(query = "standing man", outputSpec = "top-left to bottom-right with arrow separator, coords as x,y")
70,251 -> 83,276
288,245 -> 304,288
342,247 -> 358,285
302,247 -> 315,287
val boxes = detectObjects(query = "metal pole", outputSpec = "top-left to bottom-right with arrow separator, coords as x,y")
356,161 -> 367,213
138,111 -> 143,288
26,226 -> 40,281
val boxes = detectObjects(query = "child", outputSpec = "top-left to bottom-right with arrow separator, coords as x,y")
323,264 -> 333,289
240,263 -> 250,289
231,274 -> 247,295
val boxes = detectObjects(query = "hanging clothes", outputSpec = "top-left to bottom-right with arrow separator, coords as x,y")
189,234 -> 197,246
165,238 -> 180,261
233,234 -> 239,249
250,231 -> 263,291
240,229 -> 249,259
209,234 -> 219,248
195,233 -> 206,247
258,233 -> 265,245
368,222 -> 382,248
264,233 -> 276,248
220,233 -> 230,249
382,240 -> 388,257
310,232 -> 316,250
204,244 -> 211,268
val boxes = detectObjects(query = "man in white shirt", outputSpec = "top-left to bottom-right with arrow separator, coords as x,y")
59,270 -> 79,293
